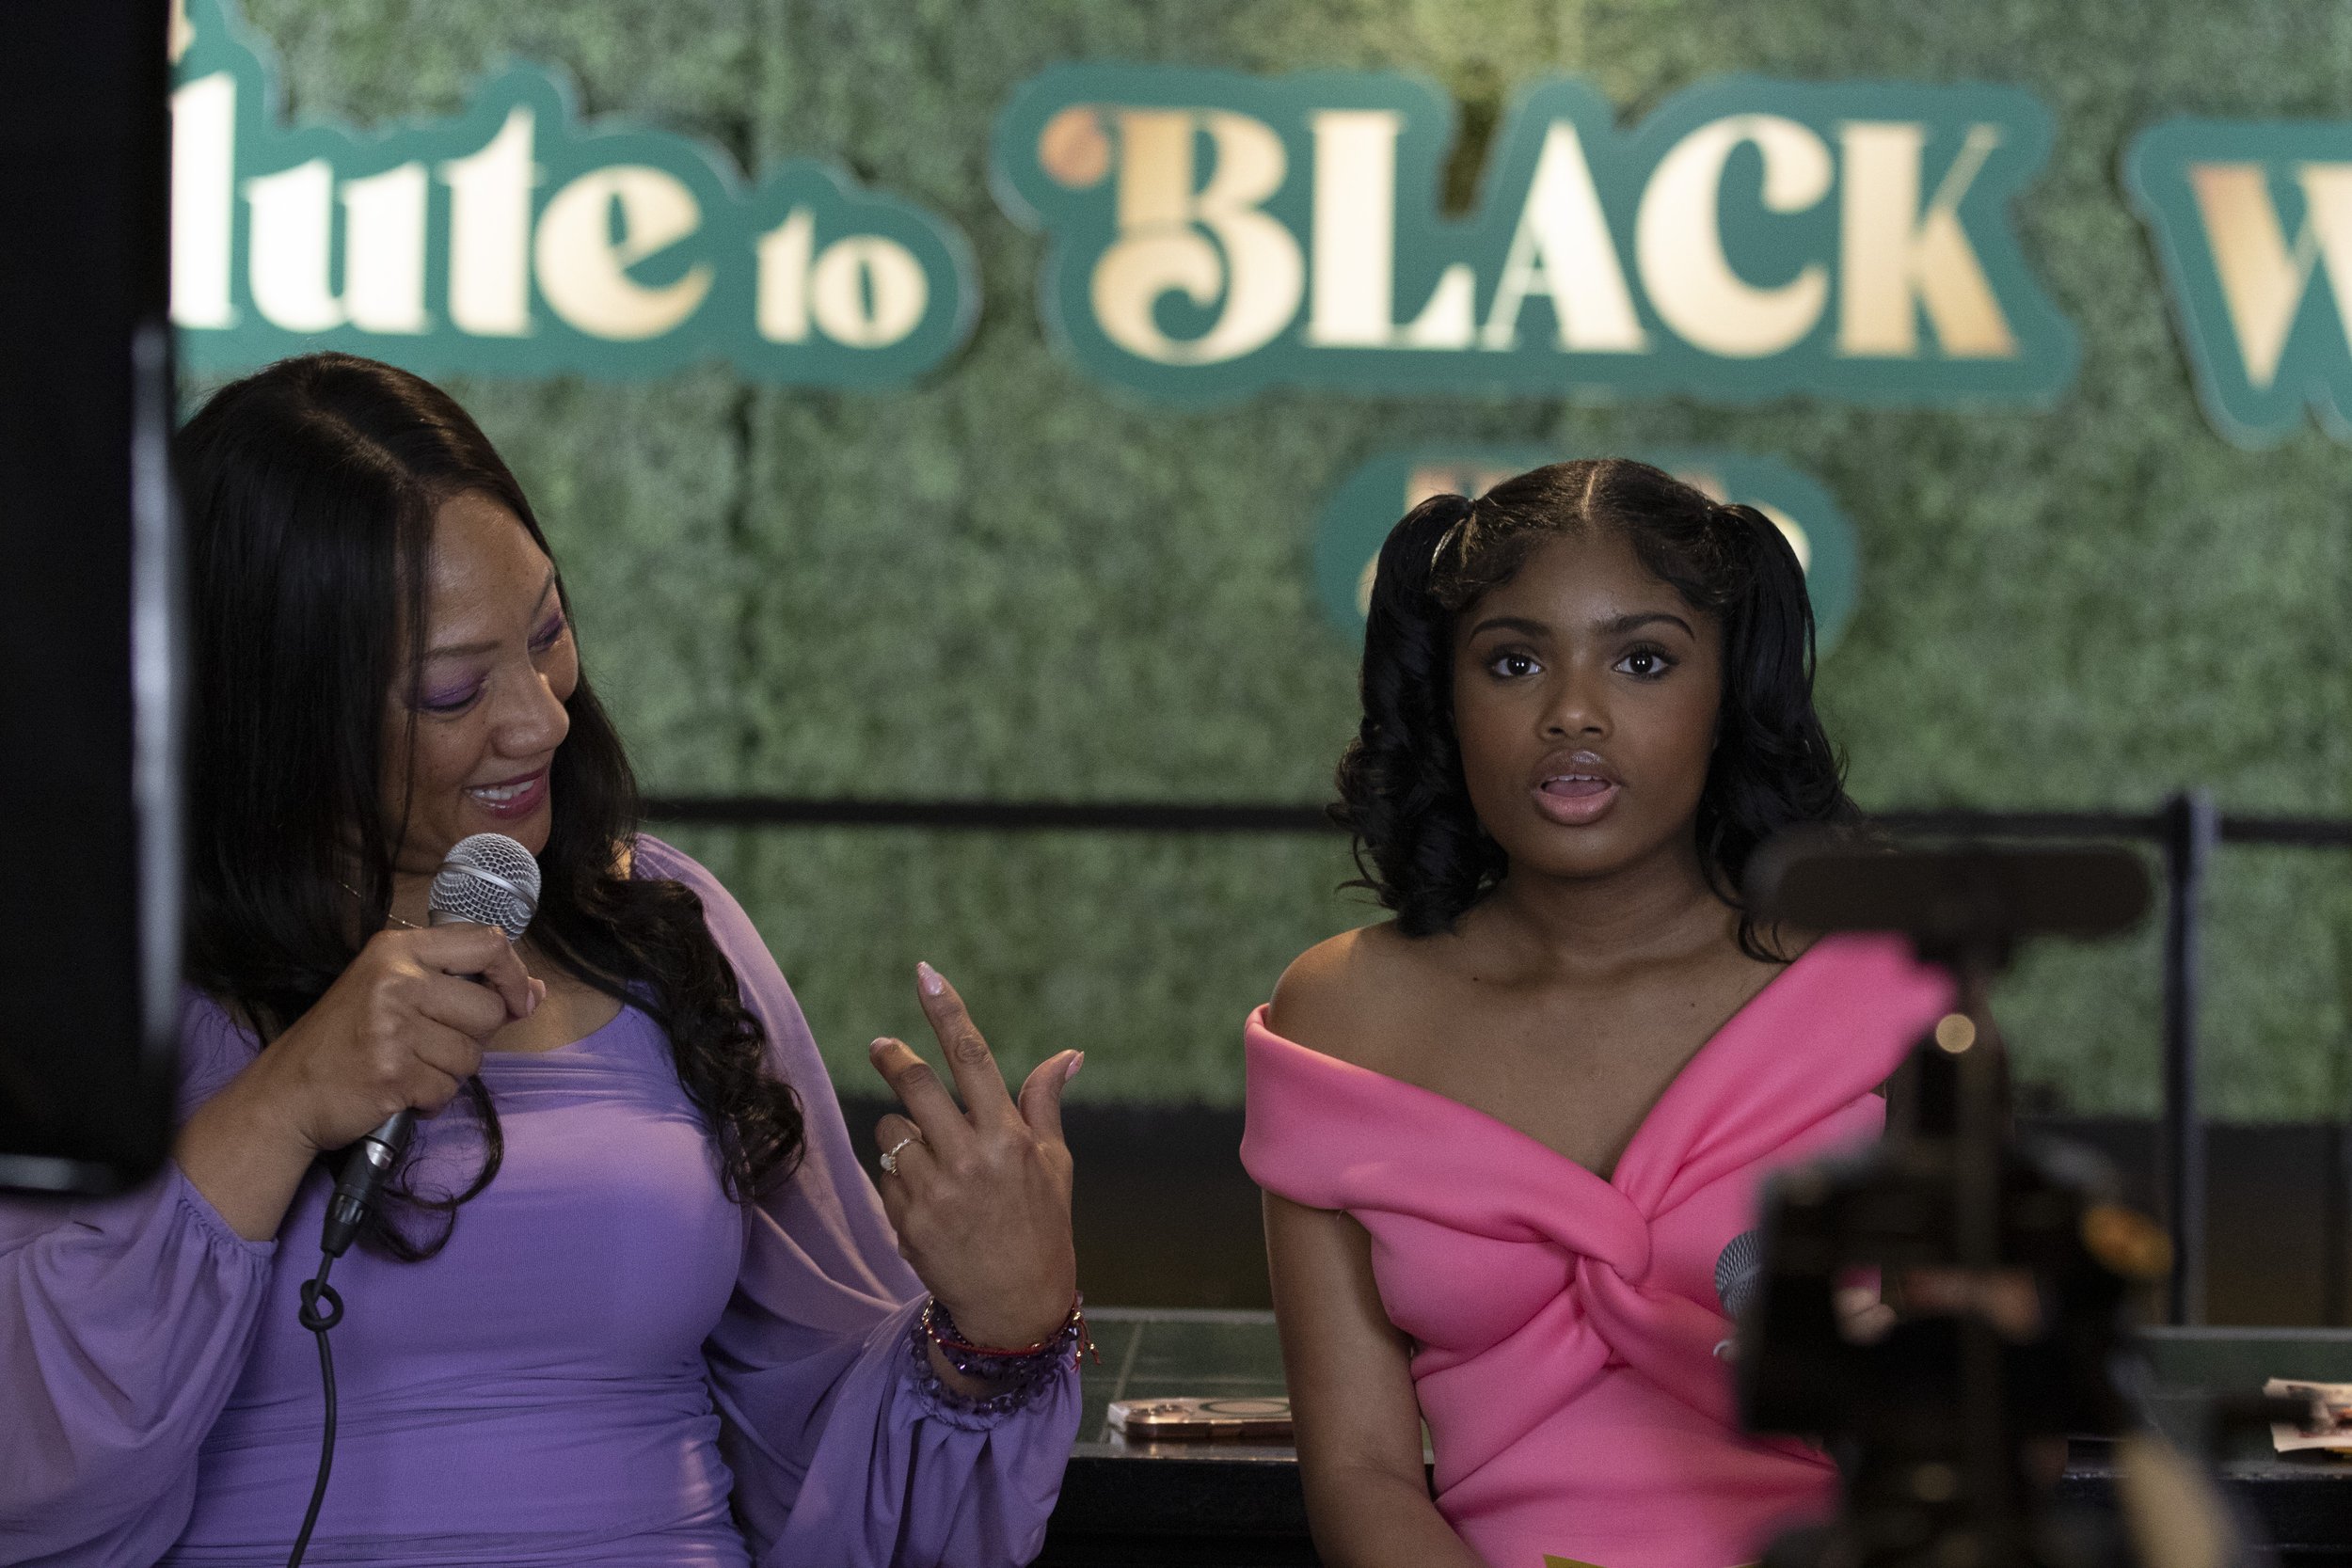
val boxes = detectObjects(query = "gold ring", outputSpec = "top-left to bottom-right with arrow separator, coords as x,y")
880,1133 -> 920,1175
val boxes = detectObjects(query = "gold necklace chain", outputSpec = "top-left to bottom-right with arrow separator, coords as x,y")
341,881 -> 425,931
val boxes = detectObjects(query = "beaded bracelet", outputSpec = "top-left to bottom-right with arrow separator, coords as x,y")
920,1293 -> 1095,1382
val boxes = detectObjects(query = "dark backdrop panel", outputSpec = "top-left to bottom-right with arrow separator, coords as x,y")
0,1 -> 178,1191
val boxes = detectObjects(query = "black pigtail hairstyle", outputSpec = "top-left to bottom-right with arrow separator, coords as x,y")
1692,499 -> 1855,930
1331,460 -> 1858,958
1332,492 -> 1504,937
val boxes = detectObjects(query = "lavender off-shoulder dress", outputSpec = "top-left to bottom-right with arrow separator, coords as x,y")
0,837 -> 1079,1567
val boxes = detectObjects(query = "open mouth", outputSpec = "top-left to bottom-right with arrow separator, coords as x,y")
464,767 -> 549,818
1532,768 -> 1621,825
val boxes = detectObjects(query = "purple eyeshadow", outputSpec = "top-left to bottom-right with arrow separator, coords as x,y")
412,617 -> 562,712
420,681 -> 482,712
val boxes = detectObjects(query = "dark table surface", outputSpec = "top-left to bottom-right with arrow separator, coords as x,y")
1040,1311 -> 2352,1567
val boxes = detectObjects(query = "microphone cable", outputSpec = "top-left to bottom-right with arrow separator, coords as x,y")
287,1250 -> 342,1568
286,1108 -> 412,1567
281,834 -> 539,1564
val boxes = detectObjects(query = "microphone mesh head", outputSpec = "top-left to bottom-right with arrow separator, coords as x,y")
428,832 -> 542,940
1715,1227 -> 1766,1320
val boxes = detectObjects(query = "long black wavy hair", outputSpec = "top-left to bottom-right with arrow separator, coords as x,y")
1333,458 -> 1855,956
179,353 -> 803,1257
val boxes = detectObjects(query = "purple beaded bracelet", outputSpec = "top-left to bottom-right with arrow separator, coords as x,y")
920,1293 -> 1093,1382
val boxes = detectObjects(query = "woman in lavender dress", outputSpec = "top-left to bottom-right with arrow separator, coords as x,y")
0,354 -> 1084,1567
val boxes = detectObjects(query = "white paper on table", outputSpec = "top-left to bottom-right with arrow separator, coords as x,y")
2265,1378 -> 2352,1454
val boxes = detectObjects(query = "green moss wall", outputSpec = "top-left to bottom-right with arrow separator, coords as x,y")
220,0 -> 2352,1117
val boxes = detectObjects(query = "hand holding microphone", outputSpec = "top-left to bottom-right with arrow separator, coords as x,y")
251,843 -> 533,1136
196,835 -> 542,1253
314,834 -> 544,1256
169,844 -> 539,1250
256,925 -> 530,1152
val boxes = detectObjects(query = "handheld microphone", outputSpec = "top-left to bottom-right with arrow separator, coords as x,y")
319,833 -> 541,1257
1711,1228 -> 1767,1360
1716,1227 -> 1766,1322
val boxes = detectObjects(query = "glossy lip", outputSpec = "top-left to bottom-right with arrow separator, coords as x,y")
1529,750 -> 1622,827
463,764 -> 550,821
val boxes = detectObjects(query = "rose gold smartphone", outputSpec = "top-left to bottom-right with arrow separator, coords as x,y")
1107,1395 -> 1294,1440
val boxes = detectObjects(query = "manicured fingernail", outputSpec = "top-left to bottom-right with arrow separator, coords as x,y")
917,961 -> 945,996
1063,1051 -> 1085,1084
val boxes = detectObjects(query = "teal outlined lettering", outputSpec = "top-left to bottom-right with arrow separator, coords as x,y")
2128,118 -> 2352,446
993,65 -> 2075,406
170,0 -> 975,386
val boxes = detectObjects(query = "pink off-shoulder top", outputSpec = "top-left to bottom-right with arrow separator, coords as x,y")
1242,933 -> 1953,1568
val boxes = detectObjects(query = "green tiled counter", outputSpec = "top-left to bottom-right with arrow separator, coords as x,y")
1038,1311 -> 2352,1568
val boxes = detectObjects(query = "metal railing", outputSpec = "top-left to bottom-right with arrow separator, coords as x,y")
643,790 -> 2352,1324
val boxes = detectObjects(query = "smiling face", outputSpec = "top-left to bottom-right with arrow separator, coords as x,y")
381,490 -> 576,872
1450,527 -> 1723,885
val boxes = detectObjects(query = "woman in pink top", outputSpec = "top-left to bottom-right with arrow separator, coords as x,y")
1244,460 -> 1950,1568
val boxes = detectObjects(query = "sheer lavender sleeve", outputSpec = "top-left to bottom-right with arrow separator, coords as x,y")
0,997 -> 278,1568
637,838 -> 1079,1568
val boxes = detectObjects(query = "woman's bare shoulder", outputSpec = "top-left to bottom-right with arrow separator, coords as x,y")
1268,922 -> 1450,1069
